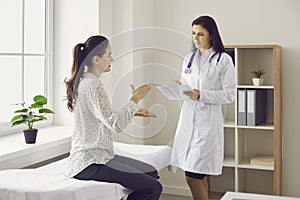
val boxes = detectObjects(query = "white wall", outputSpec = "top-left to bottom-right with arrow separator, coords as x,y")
53,0 -> 99,126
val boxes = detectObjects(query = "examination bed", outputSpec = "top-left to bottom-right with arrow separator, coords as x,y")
0,142 -> 172,200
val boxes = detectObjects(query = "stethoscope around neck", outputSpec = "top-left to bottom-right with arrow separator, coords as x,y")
184,51 -> 222,75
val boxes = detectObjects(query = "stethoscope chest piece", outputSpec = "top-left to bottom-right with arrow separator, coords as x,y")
184,67 -> 192,74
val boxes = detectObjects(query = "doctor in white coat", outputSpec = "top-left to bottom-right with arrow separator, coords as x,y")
170,16 -> 236,200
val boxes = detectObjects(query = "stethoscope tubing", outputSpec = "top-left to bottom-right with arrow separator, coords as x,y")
184,50 -> 222,74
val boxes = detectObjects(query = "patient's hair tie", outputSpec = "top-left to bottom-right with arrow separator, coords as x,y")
79,43 -> 86,51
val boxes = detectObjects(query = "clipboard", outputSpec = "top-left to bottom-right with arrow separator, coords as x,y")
157,84 -> 193,100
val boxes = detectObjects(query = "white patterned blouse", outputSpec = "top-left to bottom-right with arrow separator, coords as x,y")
67,72 -> 139,177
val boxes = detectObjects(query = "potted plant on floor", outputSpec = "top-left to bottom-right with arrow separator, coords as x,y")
251,67 -> 266,86
10,95 -> 55,144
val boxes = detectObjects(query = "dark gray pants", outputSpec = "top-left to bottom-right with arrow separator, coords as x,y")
74,155 -> 162,200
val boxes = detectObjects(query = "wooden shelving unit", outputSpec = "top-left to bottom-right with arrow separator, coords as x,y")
209,45 -> 282,196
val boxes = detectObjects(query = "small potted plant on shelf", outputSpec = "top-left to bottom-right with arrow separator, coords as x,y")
251,67 -> 266,86
10,95 -> 55,144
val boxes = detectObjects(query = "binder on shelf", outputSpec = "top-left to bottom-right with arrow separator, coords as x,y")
246,89 -> 267,126
237,89 -> 247,125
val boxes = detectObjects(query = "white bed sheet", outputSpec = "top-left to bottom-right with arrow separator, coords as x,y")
0,142 -> 172,200
113,142 -> 172,171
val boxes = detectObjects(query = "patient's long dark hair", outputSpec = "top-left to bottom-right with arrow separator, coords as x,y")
64,35 -> 109,112
191,15 -> 225,53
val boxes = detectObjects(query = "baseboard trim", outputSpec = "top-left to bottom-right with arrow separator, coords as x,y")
162,185 -> 192,197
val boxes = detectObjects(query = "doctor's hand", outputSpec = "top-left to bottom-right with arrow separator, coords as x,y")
183,89 -> 200,101
134,108 -> 156,118
173,80 -> 182,85
130,84 -> 151,104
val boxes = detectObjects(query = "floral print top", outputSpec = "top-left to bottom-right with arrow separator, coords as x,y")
67,72 -> 138,177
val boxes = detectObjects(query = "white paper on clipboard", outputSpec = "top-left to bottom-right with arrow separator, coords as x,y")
157,84 -> 193,100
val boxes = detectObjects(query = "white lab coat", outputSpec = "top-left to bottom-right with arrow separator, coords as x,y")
170,48 -> 236,175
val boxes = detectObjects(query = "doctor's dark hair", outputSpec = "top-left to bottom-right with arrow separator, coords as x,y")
64,35 -> 109,112
191,16 -> 225,53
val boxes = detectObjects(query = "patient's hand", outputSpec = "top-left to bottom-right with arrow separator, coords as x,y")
130,84 -> 151,104
134,108 -> 156,118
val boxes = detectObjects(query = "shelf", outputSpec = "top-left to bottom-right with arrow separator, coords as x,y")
224,156 -> 235,167
237,123 -> 274,130
221,45 -> 281,195
0,126 -> 72,170
237,85 -> 274,89
224,121 -> 235,128
225,45 -> 279,49
237,168 -> 274,194
238,159 -> 274,171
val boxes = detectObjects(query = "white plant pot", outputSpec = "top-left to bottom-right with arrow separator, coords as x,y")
252,78 -> 264,86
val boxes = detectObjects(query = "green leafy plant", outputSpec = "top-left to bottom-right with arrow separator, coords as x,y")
11,95 -> 55,130
251,67 -> 266,78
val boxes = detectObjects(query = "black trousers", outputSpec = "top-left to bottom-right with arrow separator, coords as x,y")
74,155 -> 162,200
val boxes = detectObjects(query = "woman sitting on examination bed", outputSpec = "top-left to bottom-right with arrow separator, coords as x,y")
64,35 -> 162,200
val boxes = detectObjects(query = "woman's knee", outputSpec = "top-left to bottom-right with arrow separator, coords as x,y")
147,169 -> 159,179
149,179 -> 163,192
